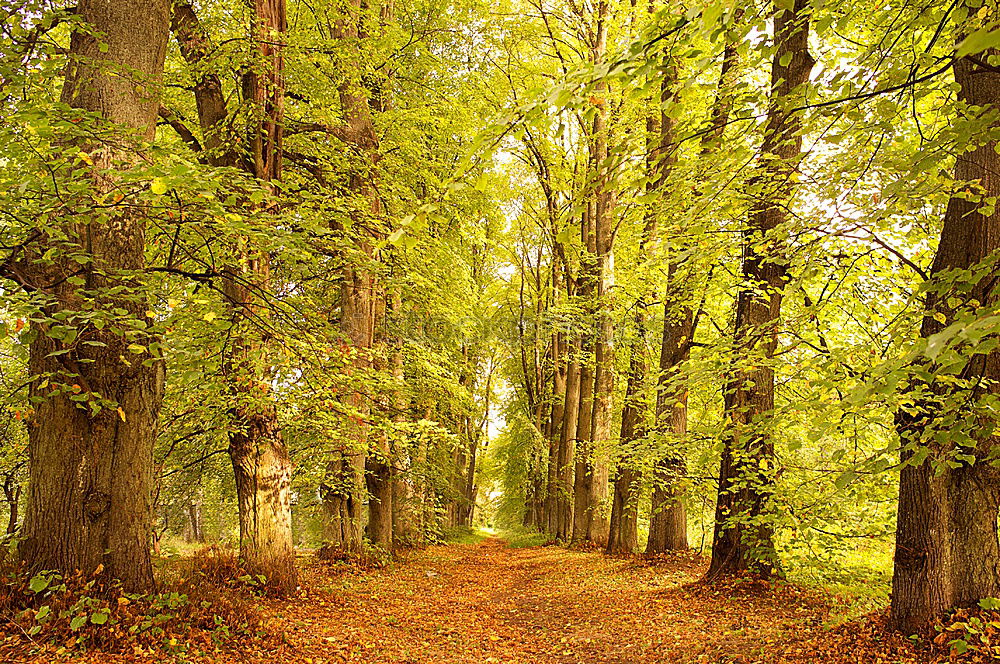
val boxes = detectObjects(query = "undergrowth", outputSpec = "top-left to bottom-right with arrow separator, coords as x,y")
0,546 -> 273,660
498,527 -> 551,548
442,526 -> 487,545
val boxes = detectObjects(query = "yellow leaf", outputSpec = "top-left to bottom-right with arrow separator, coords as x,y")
116,407 -> 126,423
933,311 -> 947,324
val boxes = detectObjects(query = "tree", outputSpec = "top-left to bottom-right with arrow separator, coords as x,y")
890,20 -> 1000,632
169,0 -> 297,591
707,0 -> 814,579
7,0 -> 172,591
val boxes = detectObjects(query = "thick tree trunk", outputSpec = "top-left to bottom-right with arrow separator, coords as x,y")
707,0 -> 813,580
228,401 -> 295,588
170,0 -> 297,589
890,36 -> 1000,632
16,0 -> 170,592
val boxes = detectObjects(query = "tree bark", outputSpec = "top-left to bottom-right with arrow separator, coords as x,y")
707,0 -> 813,580
16,0 -> 170,592
546,327 -> 567,534
890,31 -> 1000,632
647,297 -> 692,553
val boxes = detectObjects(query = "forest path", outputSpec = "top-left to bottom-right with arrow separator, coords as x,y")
269,537 -> 835,664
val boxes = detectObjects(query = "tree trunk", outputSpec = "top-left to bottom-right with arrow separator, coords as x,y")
646,301 -> 692,553
223,0 -> 297,593
16,0 -> 170,592
169,0 -> 297,590
365,288 -> 394,551
573,319 -> 596,542
546,328 -> 567,533
557,354 -> 580,541
3,474 -> 21,536
707,0 -> 813,580
890,33 -> 1000,632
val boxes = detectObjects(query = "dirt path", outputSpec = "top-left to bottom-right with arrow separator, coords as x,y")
271,537 -> 834,664
3,536 -> 935,663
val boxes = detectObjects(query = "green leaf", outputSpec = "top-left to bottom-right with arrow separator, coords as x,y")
834,470 -> 857,490
957,29 -> 1000,57
150,178 -> 168,196
28,574 -> 51,593
90,611 -> 108,625
70,615 -> 87,631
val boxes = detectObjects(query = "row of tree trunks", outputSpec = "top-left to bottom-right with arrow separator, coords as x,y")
707,0 -> 813,580
15,0 -> 172,591
646,24 -> 740,555
889,22 -> 1000,632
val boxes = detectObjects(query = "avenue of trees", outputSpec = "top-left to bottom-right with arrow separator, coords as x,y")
0,0 -> 998,641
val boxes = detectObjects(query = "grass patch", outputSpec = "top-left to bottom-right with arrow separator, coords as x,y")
498,527 -> 551,548
785,539 -> 893,624
442,526 -> 488,545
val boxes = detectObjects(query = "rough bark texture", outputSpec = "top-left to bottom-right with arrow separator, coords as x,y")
890,34 -> 1000,632
15,0 -> 171,592
708,0 -> 813,580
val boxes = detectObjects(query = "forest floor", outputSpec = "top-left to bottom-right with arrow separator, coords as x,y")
3,536 -> 949,663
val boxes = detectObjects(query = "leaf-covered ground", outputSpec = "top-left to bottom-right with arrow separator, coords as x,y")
3,537 -> 954,663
